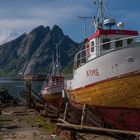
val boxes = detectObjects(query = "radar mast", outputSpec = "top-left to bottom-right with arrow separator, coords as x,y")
93,0 -> 116,30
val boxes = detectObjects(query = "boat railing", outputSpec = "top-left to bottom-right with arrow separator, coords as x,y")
73,35 -> 140,70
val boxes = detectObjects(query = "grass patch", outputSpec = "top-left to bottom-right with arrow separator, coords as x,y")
26,115 -> 56,133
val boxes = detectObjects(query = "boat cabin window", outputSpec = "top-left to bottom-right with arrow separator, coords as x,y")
127,38 -> 134,45
52,79 -> 56,84
59,79 -> 63,84
51,78 -> 63,85
102,38 -> 110,50
56,79 -> 59,83
90,41 -> 94,52
116,38 -> 123,48
77,53 -> 81,68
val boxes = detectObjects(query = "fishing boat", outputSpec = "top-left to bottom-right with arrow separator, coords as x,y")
41,43 -> 64,107
65,0 -> 140,131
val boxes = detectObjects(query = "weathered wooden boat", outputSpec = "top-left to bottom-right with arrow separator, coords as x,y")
41,42 -> 64,107
65,0 -> 140,131
41,75 -> 64,107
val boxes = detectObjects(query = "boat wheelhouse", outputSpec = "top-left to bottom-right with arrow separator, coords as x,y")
74,29 -> 139,70
42,76 -> 64,96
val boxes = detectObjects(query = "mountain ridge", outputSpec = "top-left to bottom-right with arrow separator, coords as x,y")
0,25 -> 80,77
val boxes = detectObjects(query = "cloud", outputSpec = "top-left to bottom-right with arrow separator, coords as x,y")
0,1 -> 92,43
0,0 -> 140,43
0,29 -> 20,45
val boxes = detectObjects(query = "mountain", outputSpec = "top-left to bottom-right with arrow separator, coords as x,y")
0,25 -> 80,77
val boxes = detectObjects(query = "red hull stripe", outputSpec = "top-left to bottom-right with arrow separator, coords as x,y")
88,29 -> 139,40
68,70 -> 140,92
67,97 -> 140,131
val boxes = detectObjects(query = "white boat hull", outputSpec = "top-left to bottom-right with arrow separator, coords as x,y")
66,44 -> 140,90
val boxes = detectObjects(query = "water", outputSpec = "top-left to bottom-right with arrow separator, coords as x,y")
0,78 -> 44,100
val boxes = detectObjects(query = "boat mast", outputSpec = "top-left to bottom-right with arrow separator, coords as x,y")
93,0 -> 116,30
93,0 -> 104,30
51,52 -> 55,76
98,0 -> 104,28
55,42 -> 60,75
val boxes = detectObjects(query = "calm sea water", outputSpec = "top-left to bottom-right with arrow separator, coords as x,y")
0,78 -> 44,100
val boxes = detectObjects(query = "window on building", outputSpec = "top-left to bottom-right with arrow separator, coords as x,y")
102,38 -> 110,50
116,39 -> 123,48
90,41 -> 94,52
127,38 -> 134,45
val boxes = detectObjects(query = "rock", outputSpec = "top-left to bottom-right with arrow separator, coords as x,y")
0,25 -> 80,76
0,87 -> 14,103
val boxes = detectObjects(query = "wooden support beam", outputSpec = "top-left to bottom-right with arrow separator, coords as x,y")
25,79 -> 32,108
48,104 -> 59,111
63,102 -> 68,121
31,89 -> 46,103
44,103 -> 48,116
58,118 -> 70,125
81,104 -> 86,125
57,122 -> 140,136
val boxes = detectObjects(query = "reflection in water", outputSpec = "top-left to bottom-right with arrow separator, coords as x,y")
0,78 -> 44,100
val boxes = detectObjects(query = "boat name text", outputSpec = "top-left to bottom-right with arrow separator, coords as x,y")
86,69 -> 99,76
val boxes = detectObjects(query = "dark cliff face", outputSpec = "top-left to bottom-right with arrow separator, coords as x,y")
0,25 -> 79,76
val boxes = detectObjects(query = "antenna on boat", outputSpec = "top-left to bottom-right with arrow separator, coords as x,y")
92,0 -> 116,30
92,0 -> 104,30
78,16 -> 92,38
55,33 -> 65,76
55,42 -> 60,75
51,51 -> 55,76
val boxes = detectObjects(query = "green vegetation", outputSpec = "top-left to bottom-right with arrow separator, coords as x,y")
27,115 -> 56,133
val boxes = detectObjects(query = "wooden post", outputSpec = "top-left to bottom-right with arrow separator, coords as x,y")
28,79 -> 32,108
25,80 -> 28,107
81,104 -> 86,126
26,79 -> 32,108
44,103 -> 48,116
63,102 -> 68,121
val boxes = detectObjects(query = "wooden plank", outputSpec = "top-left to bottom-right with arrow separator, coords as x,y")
31,89 -> 46,103
58,118 -> 70,125
48,104 -> 59,111
56,123 -> 140,136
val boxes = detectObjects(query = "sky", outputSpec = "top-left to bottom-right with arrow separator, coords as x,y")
0,0 -> 140,44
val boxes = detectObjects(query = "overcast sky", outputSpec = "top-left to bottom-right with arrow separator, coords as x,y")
0,0 -> 140,44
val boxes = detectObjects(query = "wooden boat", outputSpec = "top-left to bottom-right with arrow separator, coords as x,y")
65,0 -> 140,131
41,42 -> 64,107
41,75 -> 64,107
